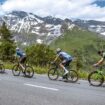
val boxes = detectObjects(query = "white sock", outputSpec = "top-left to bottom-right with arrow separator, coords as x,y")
63,67 -> 68,72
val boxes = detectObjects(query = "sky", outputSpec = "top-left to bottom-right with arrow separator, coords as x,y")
0,0 -> 105,21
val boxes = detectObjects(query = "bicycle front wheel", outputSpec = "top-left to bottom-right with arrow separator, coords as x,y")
67,70 -> 78,83
88,71 -> 104,86
12,65 -> 21,76
24,66 -> 34,78
48,68 -> 59,80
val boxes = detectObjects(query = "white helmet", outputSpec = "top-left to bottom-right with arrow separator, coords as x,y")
16,47 -> 19,50
56,48 -> 61,53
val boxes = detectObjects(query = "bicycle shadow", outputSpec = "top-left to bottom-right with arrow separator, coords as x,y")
0,71 -> 8,74
90,84 -> 105,88
58,79 -> 80,84
102,84 -> 105,87
20,74 -> 36,79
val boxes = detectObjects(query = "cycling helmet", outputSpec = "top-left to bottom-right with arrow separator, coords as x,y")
16,47 -> 20,51
56,48 -> 61,54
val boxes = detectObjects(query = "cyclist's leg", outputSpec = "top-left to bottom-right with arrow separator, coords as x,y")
59,60 -> 69,75
20,56 -> 26,70
20,56 -> 26,64
61,60 -> 73,79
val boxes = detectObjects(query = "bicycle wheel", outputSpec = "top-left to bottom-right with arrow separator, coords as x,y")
67,70 -> 78,82
0,64 -> 5,73
12,65 -> 21,76
48,68 -> 59,80
24,66 -> 34,78
88,71 -> 104,86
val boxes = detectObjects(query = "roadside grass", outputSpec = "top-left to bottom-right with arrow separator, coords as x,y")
2,61 -> 48,74
1,61 -> 90,79
0,61 -> 14,70
78,70 -> 89,80
33,66 -> 48,74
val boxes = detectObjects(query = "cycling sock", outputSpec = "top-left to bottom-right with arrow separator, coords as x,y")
63,67 -> 68,72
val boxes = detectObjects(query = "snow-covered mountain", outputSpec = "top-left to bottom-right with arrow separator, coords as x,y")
0,11 -> 75,45
0,11 -> 105,46
73,19 -> 105,35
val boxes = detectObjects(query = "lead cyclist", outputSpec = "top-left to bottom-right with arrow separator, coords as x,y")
53,48 -> 73,78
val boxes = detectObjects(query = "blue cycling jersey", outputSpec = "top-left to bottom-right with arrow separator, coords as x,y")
58,51 -> 72,61
16,50 -> 26,58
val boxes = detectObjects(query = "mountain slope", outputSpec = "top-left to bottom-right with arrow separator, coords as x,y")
51,27 -> 105,53
73,19 -> 105,35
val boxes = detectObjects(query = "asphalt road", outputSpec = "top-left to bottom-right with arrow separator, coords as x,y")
0,70 -> 105,105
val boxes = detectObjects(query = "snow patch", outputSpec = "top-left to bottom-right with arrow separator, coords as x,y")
68,24 -> 75,30
36,39 -> 43,44
22,42 -> 27,46
101,32 -> 105,35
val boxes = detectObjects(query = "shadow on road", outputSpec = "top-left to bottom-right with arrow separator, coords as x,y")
0,71 -> 8,75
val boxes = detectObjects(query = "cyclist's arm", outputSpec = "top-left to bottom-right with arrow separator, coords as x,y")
15,53 -> 20,62
53,55 -> 59,62
94,58 -> 104,66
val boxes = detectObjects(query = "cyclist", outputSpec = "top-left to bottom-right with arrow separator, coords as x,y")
53,48 -> 73,78
16,47 -> 27,69
93,50 -> 105,67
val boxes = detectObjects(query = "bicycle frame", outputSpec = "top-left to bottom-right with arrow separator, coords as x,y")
50,63 -> 58,69
19,63 -> 25,70
50,63 -> 69,76
15,62 -> 25,73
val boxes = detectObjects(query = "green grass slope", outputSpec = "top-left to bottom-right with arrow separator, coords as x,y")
51,27 -> 104,53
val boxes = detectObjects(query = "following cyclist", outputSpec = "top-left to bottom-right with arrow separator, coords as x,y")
93,50 -> 105,67
53,48 -> 73,78
16,47 -> 27,69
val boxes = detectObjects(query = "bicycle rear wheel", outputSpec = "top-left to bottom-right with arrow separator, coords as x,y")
24,66 -> 34,78
48,68 -> 59,80
0,64 -> 5,73
12,65 -> 21,76
67,70 -> 78,83
88,71 -> 104,86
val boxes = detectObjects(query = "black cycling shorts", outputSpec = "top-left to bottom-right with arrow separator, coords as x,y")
20,56 -> 26,64
61,59 -> 72,67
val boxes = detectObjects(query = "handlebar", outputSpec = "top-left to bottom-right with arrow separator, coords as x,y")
50,62 -> 58,68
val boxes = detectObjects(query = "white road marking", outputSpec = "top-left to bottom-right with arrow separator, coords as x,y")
24,83 -> 59,91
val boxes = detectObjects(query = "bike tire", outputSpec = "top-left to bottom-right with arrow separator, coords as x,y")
48,68 -> 59,80
0,64 -> 5,73
67,70 -> 78,83
12,65 -> 21,76
88,71 -> 104,87
24,66 -> 34,78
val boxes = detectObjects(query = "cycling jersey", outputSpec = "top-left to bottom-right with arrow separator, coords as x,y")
16,50 -> 26,58
58,51 -> 72,61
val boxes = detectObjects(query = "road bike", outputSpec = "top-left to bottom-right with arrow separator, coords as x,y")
0,63 -> 5,73
88,66 -> 105,86
12,62 -> 34,78
48,62 -> 78,82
